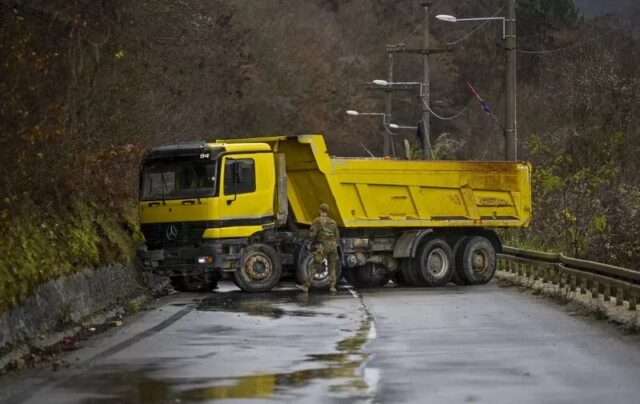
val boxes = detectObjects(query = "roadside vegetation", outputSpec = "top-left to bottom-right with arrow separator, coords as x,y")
1,0 -> 638,311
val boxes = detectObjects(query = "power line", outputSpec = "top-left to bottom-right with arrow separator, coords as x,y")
517,33 -> 609,55
421,97 -> 471,120
398,23 -> 422,45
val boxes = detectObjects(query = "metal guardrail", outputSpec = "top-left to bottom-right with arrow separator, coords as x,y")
498,246 -> 640,311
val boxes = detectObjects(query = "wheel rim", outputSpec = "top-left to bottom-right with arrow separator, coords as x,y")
471,248 -> 490,274
314,258 -> 329,281
426,249 -> 449,279
244,253 -> 273,281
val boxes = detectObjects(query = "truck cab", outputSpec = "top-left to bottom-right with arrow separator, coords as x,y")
136,141 -> 287,292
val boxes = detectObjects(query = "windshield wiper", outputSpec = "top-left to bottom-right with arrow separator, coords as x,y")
187,162 -> 203,204
159,172 -> 168,205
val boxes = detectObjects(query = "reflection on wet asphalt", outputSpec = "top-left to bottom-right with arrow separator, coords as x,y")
196,289 -> 331,319
5,284 -> 376,404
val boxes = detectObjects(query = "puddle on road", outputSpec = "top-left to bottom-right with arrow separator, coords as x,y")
57,297 -> 377,402
195,289 -> 328,319
179,309 -> 374,400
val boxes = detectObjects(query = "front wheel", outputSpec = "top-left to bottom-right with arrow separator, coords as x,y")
234,244 -> 282,292
171,275 -> 205,292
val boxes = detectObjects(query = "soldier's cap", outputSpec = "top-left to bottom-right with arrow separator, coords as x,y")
319,203 -> 329,213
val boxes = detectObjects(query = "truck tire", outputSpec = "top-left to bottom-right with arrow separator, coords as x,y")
234,244 -> 282,292
400,258 -> 421,287
458,236 -> 497,285
296,246 -> 342,289
343,263 -> 391,288
391,269 -> 408,286
170,275 -> 206,292
451,236 -> 470,285
415,238 -> 454,287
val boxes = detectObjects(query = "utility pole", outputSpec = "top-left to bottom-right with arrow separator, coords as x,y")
368,1 -> 450,159
504,0 -> 517,161
384,53 -> 395,156
421,0 -> 432,159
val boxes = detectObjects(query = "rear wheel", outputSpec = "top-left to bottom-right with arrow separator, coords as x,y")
459,236 -> 497,285
415,238 -> 454,287
451,237 -> 470,285
343,263 -> 391,288
400,258 -> 421,287
234,244 -> 282,292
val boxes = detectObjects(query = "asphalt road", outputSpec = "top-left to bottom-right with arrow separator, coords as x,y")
2,281 -> 640,403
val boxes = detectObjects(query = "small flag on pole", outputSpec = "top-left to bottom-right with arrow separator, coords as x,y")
466,81 -> 491,114
465,80 -> 504,130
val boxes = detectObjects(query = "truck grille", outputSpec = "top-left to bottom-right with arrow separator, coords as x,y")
141,221 -> 212,249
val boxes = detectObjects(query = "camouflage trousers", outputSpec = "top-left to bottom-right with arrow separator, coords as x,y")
305,245 -> 338,289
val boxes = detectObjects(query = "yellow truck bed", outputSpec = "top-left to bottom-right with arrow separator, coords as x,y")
218,135 -> 532,229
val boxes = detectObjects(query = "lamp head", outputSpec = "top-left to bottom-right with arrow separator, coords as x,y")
436,14 -> 457,22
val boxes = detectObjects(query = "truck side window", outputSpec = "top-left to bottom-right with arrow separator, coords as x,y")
224,158 -> 256,195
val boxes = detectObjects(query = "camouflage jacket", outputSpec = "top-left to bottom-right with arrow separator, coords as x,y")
308,215 -> 340,248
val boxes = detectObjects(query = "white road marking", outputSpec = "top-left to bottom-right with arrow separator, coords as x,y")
367,322 -> 377,340
364,367 -> 381,397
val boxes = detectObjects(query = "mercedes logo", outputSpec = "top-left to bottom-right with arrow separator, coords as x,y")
165,224 -> 178,241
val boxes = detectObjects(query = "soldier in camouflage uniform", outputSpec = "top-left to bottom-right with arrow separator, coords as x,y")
296,203 -> 340,294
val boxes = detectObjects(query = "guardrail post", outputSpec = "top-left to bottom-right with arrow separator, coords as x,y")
559,266 -> 568,289
551,266 -> 560,286
580,278 -> 588,294
628,292 -> 637,311
570,275 -> 577,291
591,280 -> 599,299
615,287 -> 624,306
603,283 -> 611,302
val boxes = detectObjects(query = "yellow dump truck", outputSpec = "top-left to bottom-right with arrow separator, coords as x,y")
136,135 -> 531,292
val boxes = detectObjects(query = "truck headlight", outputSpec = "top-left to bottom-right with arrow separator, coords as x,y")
197,256 -> 214,264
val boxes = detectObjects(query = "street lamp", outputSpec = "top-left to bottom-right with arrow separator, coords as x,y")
371,80 -> 424,96
346,110 -> 386,118
389,123 -> 418,130
435,4 -> 517,161
435,14 -> 506,39
346,110 -> 416,132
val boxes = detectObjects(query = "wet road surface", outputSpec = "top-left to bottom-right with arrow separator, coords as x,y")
1,281 -> 640,403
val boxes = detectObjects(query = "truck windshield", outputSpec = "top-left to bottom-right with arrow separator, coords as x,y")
140,157 -> 218,201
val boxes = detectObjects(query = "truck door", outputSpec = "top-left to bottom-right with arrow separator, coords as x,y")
218,153 -> 276,238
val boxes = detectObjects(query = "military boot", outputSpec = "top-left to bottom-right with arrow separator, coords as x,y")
329,285 -> 337,295
296,284 -> 309,293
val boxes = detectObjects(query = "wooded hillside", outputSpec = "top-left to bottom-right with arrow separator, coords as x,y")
1,0 -> 638,310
